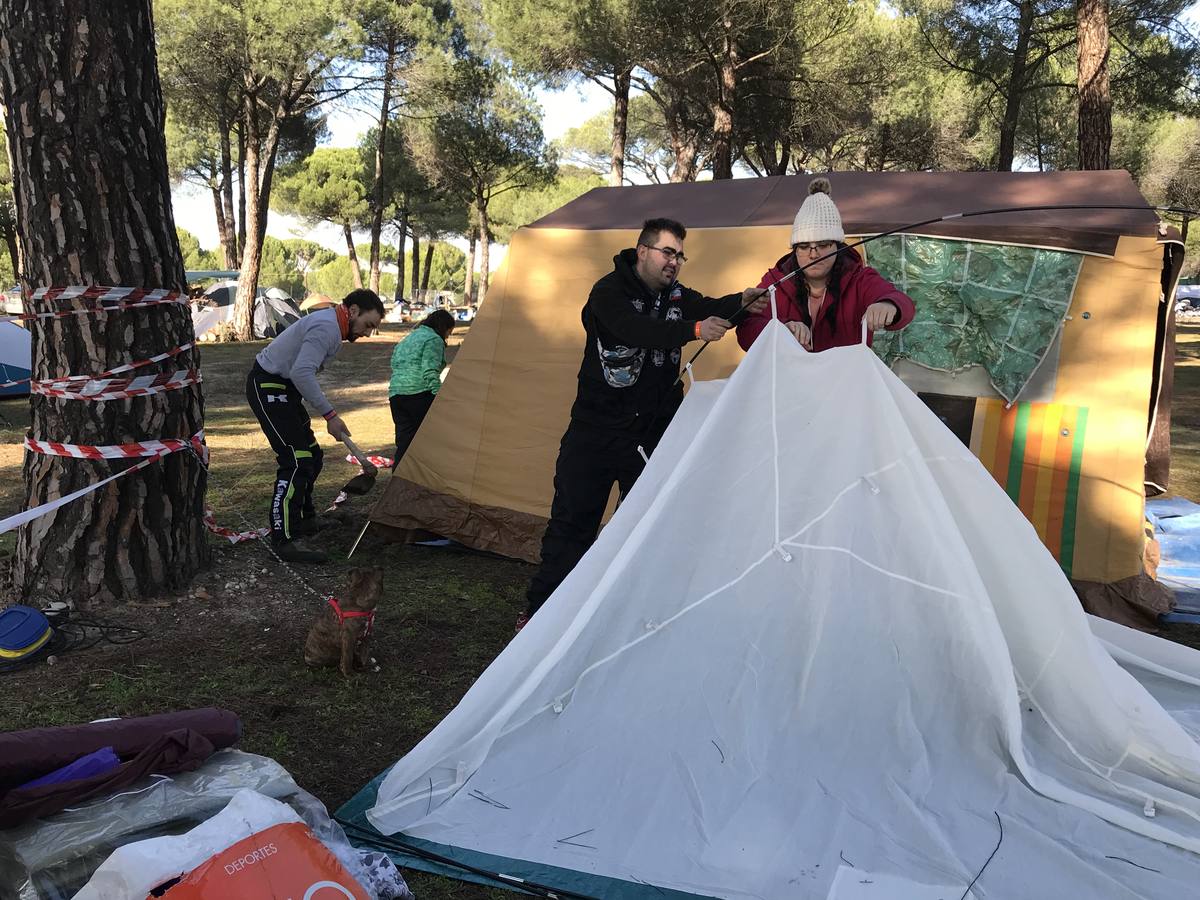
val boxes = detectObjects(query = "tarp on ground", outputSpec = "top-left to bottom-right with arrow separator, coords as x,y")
352,322 -> 1200,900
370,171 -> 1180,590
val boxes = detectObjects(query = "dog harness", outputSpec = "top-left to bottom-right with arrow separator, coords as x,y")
327,596 -> 375,639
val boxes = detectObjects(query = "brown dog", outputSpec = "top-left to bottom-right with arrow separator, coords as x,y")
303,566 -> 383,676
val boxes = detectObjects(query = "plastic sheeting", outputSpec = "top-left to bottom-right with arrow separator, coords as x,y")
367,321 -> 1200,899
868,236 -> 1081,401
0,750 -> 411,900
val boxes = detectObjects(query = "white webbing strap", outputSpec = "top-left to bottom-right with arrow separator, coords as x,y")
768,284 -> 778,321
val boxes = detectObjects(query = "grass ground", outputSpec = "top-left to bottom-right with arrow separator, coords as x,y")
2,323 -> 1200,898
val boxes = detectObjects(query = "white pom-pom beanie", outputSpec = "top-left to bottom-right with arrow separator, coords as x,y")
790,176 -> 845,245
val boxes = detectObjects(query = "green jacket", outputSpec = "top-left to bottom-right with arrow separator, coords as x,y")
389,325 -> 446,397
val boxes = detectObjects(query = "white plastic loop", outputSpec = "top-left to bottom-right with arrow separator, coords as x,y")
774,544 -> 793,562
636,445 -> 649,464
768,284 -> 778,321
862,475 -> 881,495
552,699 -> 565,715
684,362 -> 695,387
861,317 -> 869,344
1144,799 -> 1157,818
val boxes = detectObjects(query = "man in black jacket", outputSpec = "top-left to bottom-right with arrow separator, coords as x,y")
519,217 -> 768,629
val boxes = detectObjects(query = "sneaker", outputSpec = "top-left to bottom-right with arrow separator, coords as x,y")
514,612 -> 530,635
274,541 -> 328,564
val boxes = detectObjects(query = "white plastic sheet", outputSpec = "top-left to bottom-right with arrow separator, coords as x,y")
369,321 -> 1200,898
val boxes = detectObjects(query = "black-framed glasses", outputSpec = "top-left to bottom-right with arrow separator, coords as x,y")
640,244 -> 688,264
793,241 -> 837,254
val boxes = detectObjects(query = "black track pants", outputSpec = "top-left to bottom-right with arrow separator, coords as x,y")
246,363 -> 324,542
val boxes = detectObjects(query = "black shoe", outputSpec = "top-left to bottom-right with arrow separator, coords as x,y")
293,517 -> 322,538
274,541 -> 328,564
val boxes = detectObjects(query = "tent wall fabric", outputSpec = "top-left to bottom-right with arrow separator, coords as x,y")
371,171 -> 1175,590
356,326 -> 1200,899
0,321 -> 31,397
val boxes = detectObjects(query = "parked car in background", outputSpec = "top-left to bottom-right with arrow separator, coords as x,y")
453,305 -> 477,323
1,287 -> 22,315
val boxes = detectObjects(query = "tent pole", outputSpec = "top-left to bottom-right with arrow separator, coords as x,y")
347,519 -> 372,559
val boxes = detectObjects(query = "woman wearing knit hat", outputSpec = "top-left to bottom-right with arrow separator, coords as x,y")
736,177 -> 915,353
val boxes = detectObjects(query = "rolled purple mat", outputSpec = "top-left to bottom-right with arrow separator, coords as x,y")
0,708 -> 241,790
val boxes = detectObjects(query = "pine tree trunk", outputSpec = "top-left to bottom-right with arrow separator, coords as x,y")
344,223 -> 364,290
0,0 -> 209,604
420,242 -> 434,293
210,184 -> 229,263
1076,0 -> 1112,170
368,34 -> 396,294
464,230 -> 476,304
410,231 -> 420,298
477,201 -> 490,304
610,68 -> 631,187
218,117 -> 238,267
710,25 -> 738,181
234,87 -> 283,339
997,0 -> 1034,171
236,126 -> 247,264
394,208 -> 408,303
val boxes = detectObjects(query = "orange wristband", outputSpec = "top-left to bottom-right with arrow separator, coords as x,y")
694,321 -> 702,339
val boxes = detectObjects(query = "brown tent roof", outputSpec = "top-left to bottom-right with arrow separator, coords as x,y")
530,170 -> 1159,255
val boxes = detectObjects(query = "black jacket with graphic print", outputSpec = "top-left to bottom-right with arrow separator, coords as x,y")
571,248 -> 746,429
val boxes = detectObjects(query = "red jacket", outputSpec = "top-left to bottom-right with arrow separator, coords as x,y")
736,248 -> 916,352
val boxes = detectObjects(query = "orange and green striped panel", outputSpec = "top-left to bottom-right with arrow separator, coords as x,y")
969,399 -> 1089,576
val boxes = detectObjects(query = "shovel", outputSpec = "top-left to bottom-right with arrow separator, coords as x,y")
339,436 -> 380,496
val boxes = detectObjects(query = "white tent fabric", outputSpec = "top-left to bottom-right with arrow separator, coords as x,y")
368,320 -> 1200,898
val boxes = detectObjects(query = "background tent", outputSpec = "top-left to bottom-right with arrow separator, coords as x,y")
191,282 -> 301,340
0,321 -> 31,397
344,328 -> 1200,899
370,171 -> 1182,625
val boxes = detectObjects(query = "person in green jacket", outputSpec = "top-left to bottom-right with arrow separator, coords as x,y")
389,309 -> 455,469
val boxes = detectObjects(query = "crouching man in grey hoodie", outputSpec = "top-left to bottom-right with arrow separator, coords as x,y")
246,289 -> 385,563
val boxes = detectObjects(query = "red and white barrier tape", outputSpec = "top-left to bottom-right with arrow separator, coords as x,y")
344,453 -> 394,469
0,342 -> 197,392
1,287 -> 189,324
202,507 -> 269,543
24,430 -> 208,461
0,454 -> 167,535
4,431 -> 266,542
33,369 -> 201,401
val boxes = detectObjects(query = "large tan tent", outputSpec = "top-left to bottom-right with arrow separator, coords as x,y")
371,171 -> 1184,624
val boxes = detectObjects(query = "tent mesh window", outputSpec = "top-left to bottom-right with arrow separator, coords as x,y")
867,235 -> 1083,402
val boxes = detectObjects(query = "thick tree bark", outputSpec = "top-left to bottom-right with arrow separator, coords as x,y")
368,34 -> 396,294
464,229 -> 476,304
410,230 -> 420,298
0,0 -> 209,604
997,0 -> 1035,171
343,223 -> 364,290
420,241 -> 434,293
610,68 -> 632,187
1077,0 -> 1112,170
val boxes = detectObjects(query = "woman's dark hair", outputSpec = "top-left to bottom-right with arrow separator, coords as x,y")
783,242 -> 849,330
422,309 -> 455,338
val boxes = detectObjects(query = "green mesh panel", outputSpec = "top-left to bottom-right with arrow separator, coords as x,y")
867,236 -> 1083,402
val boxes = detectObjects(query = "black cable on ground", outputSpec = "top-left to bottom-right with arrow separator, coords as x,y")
0,618 -> 146,674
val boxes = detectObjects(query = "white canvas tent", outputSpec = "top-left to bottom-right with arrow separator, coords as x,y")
355,320 -> 1200,898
